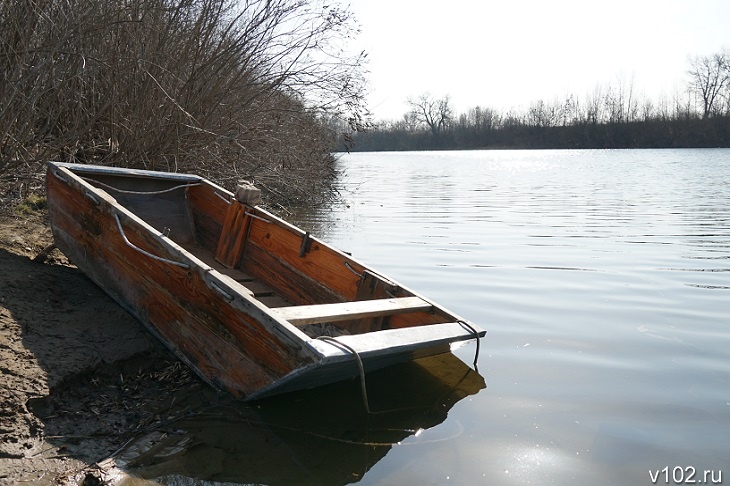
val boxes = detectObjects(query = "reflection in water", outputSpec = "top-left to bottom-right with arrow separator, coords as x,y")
286,149 -> 730,484
103,354 -> 485,485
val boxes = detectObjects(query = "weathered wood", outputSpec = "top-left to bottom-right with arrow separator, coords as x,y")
45,162 -> 486,401
46,167 -> 314,397
215,201 -> 250,268
243,241 -> 344,305
219,268 -> 254,283
244,216 -> 365,302
184,245 -> 253,282
319,321 -> 484,358
32,243 -> 56,263
347,270 -> 395,334
105,186 -> 195,245
271,297 -> 432,326
241,281 -> 276,297
379,305 -> 449,329
257,295 -> 291,308
185,183 -> 230,252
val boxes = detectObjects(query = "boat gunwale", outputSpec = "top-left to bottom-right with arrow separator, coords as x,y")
48,161 -> 203,182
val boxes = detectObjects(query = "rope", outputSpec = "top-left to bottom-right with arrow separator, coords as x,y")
316,320 -> 483,414
244,210 -> 271,224
457,320 -> 481,371
343,261 -> 363,278
113,213 -> 190,269
315,336 -> 372,414
213,191 -> 271,223
214,191 -> 232,205
84,177 -> 201,195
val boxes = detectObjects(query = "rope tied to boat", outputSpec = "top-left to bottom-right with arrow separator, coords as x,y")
84,177 -> 201,195
243,210 -> 271,224
214,191 -> 233,205
113,212 -> 191,269
343,261 -> 362,277
315,336 -> 374,414
315,334 -> 480,418
457,320 -> 481,372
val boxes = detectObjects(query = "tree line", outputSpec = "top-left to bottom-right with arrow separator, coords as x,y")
350,49 -> 730,151
0,0 -> 367,206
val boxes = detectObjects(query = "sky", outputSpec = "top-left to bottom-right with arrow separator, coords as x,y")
345,0 -> 730,121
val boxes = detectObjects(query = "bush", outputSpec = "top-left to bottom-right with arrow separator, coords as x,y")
0,0 -> 367,207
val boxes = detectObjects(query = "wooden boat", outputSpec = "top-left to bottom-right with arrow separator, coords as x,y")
45,162 -> 485,400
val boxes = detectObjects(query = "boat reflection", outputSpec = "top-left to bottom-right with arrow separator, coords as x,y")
105,353 -> 485,485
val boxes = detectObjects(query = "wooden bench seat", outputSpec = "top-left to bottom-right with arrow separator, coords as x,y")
270,296 -> 432,326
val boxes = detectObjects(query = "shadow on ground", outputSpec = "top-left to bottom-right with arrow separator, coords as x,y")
0,246 -> 200,484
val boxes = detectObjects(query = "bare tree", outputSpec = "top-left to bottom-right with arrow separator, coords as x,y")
407,93 -> 452,137
688,50 -> 730,119
400,111 -> 421,132
527,99 -> 562,127
602,74 -> 637,123
472,106 -> 501,132
584,85 -> 605,125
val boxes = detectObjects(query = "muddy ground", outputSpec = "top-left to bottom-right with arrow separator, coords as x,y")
0,194 -> 219,485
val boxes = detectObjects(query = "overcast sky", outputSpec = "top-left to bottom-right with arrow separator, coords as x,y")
346,0 -> 730,121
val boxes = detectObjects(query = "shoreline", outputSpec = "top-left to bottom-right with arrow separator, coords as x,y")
0,207 -> 209,484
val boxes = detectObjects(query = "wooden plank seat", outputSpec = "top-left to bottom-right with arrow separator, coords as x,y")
270,296 -> 433,326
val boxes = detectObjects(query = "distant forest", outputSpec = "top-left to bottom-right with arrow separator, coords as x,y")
349,49 -> 730,151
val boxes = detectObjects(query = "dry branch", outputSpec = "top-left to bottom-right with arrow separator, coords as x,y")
0,0 -> 367,207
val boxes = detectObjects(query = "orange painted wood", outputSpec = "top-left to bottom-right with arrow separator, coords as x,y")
385,309 -> 450,329
45,163 -> 484,400
185,183 -> 230,252
215,201 -> 250,268
243,242 -> 342,305
46,169 -> 313,398
244,217 -> 365,302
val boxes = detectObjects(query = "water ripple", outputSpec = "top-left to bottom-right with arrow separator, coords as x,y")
288,149 -> 730,484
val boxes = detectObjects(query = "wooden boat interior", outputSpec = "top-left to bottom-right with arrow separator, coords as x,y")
75,168 -> 460,339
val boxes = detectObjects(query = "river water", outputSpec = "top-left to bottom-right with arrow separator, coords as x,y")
287,149 -> 730,485
116,149 -> 730,485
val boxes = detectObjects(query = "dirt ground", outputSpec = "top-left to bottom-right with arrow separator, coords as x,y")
0,192 -> 215,484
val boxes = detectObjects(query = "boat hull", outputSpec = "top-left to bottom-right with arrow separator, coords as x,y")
45,162 -> 485,399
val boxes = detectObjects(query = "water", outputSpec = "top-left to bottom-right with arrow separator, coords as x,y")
117,149 -> 730,485
287,149 -> 730,484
